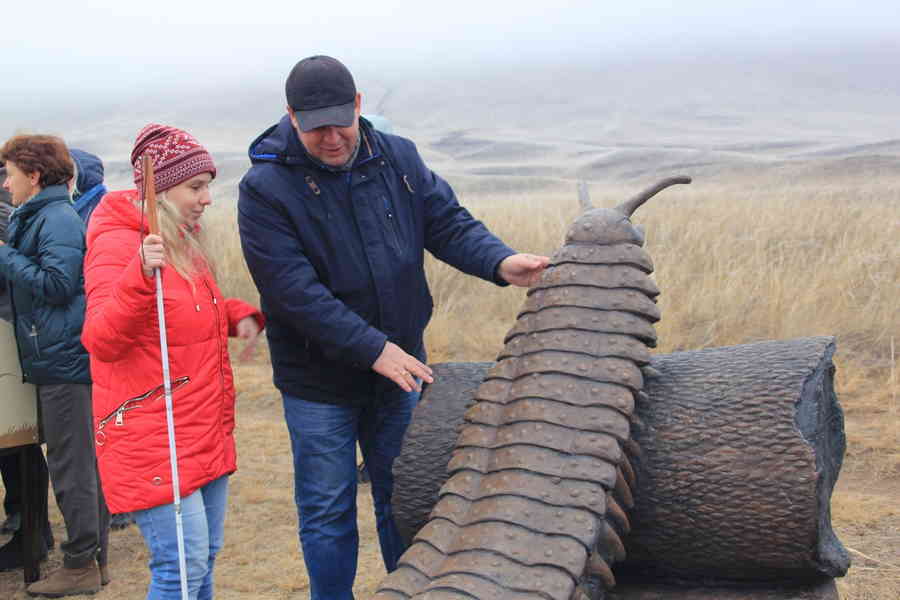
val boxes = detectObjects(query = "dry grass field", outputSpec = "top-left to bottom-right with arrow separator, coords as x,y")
1,164 -> 897,598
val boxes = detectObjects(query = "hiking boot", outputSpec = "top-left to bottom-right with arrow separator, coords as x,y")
0,512 -> 20,534
0,530 -> 49,572
25,563 -> 101,597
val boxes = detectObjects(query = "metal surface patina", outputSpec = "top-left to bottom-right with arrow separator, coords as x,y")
374,177 -> 691,600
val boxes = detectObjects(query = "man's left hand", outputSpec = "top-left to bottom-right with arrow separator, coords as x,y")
498,253 -> 550,288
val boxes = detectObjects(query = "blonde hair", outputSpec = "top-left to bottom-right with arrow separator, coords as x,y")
153,192 -> 216,283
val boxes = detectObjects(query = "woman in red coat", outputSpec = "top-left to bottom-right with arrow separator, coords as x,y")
82,124 -> 264,600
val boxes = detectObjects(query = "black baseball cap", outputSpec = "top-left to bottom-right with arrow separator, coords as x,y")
286,55 -> 357,132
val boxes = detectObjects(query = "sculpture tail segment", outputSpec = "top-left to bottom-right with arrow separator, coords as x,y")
375,178 -> 688,600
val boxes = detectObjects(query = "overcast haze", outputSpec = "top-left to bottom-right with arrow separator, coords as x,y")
4,1 -> 899,96
2,0 -> 900,193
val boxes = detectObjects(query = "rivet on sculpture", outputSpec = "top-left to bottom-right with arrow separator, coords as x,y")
374,177 -> 691,600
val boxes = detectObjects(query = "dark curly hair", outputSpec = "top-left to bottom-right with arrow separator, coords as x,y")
0,135 -> 74,188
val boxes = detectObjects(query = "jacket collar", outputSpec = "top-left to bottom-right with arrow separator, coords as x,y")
72,183 -> 107,215
13,185 -> 71,220
249,116 -> 381,172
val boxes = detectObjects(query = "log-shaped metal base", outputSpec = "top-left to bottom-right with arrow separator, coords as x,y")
392,337 -> 848,588
622,336 -> 847,583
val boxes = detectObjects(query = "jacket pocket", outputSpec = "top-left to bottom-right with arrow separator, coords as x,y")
95,376 -> 191,448
16,317 -> 40,360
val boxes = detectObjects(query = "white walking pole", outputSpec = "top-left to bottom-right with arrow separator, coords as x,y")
143,156 -> 190,600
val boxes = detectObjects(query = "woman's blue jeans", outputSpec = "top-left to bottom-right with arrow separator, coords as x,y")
282,389 -> 419,600
133,475 -> 229,600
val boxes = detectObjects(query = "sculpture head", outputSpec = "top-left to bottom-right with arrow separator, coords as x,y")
565,176 -> 691,247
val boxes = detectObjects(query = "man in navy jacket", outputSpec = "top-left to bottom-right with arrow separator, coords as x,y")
238,55 -> 548,599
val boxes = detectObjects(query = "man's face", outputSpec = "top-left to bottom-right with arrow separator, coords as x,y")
289,93 -> 362,167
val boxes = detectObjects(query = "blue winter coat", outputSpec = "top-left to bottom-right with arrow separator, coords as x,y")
70,149 -> 106,224
238,117 -> 514,405
0,185 -> 91,384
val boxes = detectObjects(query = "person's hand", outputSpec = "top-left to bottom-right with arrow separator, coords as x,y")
498,253 -> 550,287
372,341 -> 434,393
141,234 -> 165,278
235,316 -> 262,362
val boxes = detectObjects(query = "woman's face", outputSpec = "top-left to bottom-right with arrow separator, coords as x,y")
2,161 -> 40,206
165,173 -> 213,227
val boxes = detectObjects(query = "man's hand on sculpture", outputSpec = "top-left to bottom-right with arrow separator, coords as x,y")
498,253 -> 550,287
372,341 -> 434,393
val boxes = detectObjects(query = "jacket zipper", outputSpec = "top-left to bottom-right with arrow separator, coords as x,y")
95,376 -> 190,444
203,279 -> 227,424
29,324 -> 40,358
382,196 -> 404,255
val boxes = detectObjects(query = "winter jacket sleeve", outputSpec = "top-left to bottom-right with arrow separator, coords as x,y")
238,178 -> 387,369
405,141 -> 516,285
224,298 -> 265,337
81,228 -> 157,362
0,210 -> 85,305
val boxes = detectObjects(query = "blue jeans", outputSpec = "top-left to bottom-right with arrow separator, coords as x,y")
282,389 -> 419,600
133,475 -> 229,600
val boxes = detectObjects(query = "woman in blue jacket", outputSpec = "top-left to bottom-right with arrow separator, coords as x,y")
0,135 -> 109,597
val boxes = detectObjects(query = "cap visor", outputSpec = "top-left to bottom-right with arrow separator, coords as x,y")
296,101 -> 356,132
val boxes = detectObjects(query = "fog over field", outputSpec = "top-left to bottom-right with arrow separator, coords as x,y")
2,2 -> 900,198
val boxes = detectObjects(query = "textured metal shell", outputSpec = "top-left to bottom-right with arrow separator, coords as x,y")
505,307 -> 658,347
552,243 -> 654,273
532,264 -> 660,298
376,180 -> 688,600
498,331 -> 653,364
521,287 -> 661,323
485,353 -> 644,391
475,375 -> 636,414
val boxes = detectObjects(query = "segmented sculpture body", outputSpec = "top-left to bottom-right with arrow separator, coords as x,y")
374,177 -> 690,600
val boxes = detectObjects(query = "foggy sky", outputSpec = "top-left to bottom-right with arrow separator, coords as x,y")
2,1 -> 899,144
4,1 -> 898,90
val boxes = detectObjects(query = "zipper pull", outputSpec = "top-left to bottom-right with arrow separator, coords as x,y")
115,407 -> 125,426
305,175 -> 321,195
195,304 -> 200,312
29,324 -> 37,337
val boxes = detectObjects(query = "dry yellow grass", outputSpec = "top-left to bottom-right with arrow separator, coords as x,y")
1,167 -> 897,598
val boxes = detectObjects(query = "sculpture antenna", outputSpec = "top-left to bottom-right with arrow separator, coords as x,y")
614,176 -> 691,217
577,180 -> 593,211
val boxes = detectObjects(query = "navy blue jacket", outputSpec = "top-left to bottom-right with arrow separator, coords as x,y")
0,185 -> 91,384
238,117 -> 514,405
70,149 -> 106,223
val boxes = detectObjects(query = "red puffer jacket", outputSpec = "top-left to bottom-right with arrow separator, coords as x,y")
82,190 -> 264,513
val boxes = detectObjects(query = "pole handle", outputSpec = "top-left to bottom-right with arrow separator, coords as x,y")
141,155 -> 160,236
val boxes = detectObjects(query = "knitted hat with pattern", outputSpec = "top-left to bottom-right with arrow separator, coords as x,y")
131,124 -> 216,195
